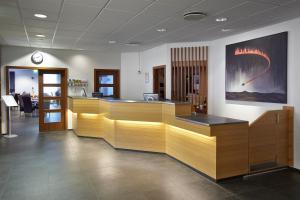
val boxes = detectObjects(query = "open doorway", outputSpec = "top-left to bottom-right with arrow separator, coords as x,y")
153,65 -> 166,100
5,66 -> 68,132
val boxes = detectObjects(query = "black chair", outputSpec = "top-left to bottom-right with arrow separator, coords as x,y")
22,96 -> 36,116
13,93 -> 19,104
18,95 -> 24,115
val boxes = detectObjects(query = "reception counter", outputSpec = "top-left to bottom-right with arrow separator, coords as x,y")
68,96 -> 249,180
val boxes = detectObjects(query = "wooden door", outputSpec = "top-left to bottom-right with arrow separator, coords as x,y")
39,69 -> 67,132
153,66 -> 166,100
94,69 -> 120,98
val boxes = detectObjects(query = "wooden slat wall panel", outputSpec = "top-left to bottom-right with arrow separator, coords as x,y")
171,46 -> 208,113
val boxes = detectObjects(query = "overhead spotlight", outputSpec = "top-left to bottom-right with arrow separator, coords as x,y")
124,42 -> 141,46
216,17 -> 227,22
34,13 -> 47,19
35,34 -> 46,38
221,28 -> 232,32
157,28 -> 167,32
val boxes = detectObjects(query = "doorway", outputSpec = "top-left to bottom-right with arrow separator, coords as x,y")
153,65 -> 166,100
94,69 -> 120,98
5,66 -> 68,132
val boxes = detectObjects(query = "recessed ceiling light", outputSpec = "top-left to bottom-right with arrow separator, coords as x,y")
216,17 -> 227,22
34,13 -> 47,19
183,12 -> 207,21
221,28 -> 232,32
124,42 -> 141,46
35,34 -> 46,38
108,40 -> 117,44
157,28 -> 167,32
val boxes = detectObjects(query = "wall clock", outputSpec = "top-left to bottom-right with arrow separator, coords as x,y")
31,51 -> 43,64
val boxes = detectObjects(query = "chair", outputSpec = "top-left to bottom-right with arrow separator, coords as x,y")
12,93 -> 19,110
18,95 -> 24,115
21,95 -> 36,116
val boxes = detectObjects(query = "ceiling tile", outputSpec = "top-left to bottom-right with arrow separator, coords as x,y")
19,0 -> 63,13
55,30 -> 83,38
96,8 -> 135,24
27,27 -> 54,36
60,3 -> 100,25
158,0 -> 204,8
143,1 -> 186,18
86,24 -> 117,37
87,9 -> 135,35
57,22 -> 86,31
0,0 -> 17,7
247,0 -> 296,6
21,8 -> 59,22
29,38 -> 52,43
186,0 -> 247,16
213,1 -> 277,22
0,24 -> 24,32
30,42 -> 52,48
65,0 -> 108,7
0,30 -> 28,41
3,39 -> 29,46
106,0 -> 153,13
0,5 -> 20,19
25,19 -> 57,29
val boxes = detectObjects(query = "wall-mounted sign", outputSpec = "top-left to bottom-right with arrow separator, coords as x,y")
226,32 -> 288,103
145,72 -> 150,84
31,51 -> 43,64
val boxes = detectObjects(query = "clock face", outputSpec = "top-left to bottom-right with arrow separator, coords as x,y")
31,52 -> 43,64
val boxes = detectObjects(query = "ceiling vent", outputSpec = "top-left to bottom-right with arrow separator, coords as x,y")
183,12 -> 207,21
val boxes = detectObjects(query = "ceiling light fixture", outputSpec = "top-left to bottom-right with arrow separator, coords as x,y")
124,42 -> 141,46
34,13 -> 47,19
157,28 -> 167,32
216,17 -> 227,22
108,40 -> 116,44
221,28 -> 232,32
35,34 -> 46,38
183,12 -> 207,21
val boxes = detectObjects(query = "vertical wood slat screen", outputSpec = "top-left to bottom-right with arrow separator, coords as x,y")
171,46 -> 208,113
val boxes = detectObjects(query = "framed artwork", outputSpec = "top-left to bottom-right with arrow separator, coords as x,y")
225,32 -> 288,103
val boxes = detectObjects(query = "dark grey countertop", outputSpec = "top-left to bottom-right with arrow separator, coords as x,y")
176,114 -> 248,126
68,96 -> 190,104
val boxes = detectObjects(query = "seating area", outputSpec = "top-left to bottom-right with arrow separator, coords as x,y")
15,94 -> 38,116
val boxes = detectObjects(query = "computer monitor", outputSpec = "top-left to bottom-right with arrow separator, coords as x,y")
143,93 -> 159,101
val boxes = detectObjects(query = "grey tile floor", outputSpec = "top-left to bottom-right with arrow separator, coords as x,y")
0,110 -> 300,200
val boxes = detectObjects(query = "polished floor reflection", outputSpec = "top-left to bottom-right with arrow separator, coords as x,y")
0,111 -> 300,200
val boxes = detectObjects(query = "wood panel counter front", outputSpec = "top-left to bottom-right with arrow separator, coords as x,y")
68,97 -> 249,180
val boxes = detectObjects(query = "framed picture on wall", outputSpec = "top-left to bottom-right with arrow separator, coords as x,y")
225,32 -> 288,103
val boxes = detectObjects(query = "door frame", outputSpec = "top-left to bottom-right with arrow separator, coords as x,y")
5,66 -> 68,131
94,69 -> 120,98
153,65 -> 166,99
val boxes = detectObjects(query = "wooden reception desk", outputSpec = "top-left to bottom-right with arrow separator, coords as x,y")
68,97 -> 249,180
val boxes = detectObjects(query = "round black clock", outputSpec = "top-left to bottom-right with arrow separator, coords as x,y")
31,52 -> 43,64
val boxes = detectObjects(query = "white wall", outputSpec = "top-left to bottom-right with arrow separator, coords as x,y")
1,46 -> 121,133
141,44 -> 168,97
209,17 -> 300,169
120,52 -> 143,100
10,69 -> 38,95
120,17 -> 300,169
1,46 -> 121,96
121,45 -> 168,100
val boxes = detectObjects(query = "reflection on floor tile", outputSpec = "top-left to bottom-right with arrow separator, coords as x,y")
0,111 -> 299,200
